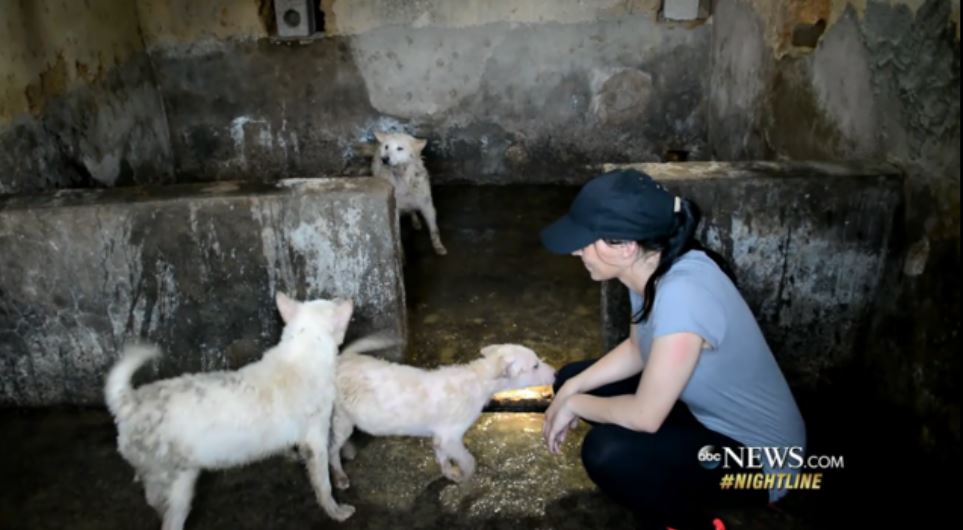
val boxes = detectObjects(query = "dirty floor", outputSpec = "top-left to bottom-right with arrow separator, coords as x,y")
0,185 -> 948,529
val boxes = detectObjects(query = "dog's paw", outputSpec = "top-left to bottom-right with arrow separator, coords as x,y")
443,465 -> 464,482
328,503 -> 356,521
433,243 -> 448,256
334,472 -> 351,490
453,466 -> 475,483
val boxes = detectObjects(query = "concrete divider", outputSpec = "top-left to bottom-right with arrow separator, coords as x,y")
0,177 -> 406,406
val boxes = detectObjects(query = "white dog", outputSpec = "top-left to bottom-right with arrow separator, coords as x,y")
328,340 -> 556,488
104,293 -> 355,530
371,131 -> 447,255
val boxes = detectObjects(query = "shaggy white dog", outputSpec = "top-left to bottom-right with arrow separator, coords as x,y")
328,341 -> 556,488
104,292 -> 355,529
371,130 -> 447,255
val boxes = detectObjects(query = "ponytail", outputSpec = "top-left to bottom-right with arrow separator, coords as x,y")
630,197 -> 737,324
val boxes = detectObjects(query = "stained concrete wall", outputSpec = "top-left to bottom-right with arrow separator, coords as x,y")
599,161 -> 903,391
708,0 -> 960,457
0,0 -> 174,195
135,0 -> 711,184
0,178 -> 406,406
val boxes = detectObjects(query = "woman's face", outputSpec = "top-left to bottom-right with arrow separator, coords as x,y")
572,240 -> 635,281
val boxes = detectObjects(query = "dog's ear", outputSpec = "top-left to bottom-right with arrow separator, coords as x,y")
496,355 -> 523,379
334,298 -> 354,332
483,346 -> 523,378
276,292 -> 299,323
480,344 -> 501,358
412,138 -> 427,153
373,131 -> 387,144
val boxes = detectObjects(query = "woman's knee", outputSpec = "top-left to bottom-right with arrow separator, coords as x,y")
580,425 -> 612,478
580,425 -> 663,509
580,424 -> 649,482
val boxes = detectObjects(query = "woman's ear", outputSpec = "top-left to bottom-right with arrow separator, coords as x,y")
619,241 -> 640,259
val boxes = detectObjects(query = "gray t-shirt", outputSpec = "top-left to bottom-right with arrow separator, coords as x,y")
629,250 -> 806,503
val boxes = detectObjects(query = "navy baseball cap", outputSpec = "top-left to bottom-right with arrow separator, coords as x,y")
540,169 -> 678,254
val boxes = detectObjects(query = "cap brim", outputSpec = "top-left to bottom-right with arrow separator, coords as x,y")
540,214 -> 597,254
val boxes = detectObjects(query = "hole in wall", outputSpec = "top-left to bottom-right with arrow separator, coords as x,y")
792,19 -> 827,48
663,149 -> 690,162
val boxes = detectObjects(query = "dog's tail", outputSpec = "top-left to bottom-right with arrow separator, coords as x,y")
104,343 -> 161,417
341,330 -> 403,357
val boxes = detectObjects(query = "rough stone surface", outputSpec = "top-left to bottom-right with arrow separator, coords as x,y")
146,13 -> 709,185
0,177 -> 405,406
708,0 -> 959,462
0,0 -> 174,195
597,161 -> 904,389
0,53 -> 174,195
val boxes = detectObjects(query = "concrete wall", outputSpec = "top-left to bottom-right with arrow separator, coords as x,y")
0,0 -> 174,194
708,0 -> 960,457
0,178 -> 406,406
136,0 -> 711,184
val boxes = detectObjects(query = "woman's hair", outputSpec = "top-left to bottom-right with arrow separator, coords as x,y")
615,197 -> 737,324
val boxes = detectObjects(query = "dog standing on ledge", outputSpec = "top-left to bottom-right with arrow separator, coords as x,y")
371,131 -> 447,256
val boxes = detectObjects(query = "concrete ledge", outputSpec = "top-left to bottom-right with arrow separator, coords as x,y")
0,177 -> 406,406
597,161 -> 904,389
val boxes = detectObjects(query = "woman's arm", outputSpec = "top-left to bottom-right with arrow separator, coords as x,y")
567,331 -> 703,433
558,324 -> 643,397
543,325 -> 642,450
545,331 -> 704,453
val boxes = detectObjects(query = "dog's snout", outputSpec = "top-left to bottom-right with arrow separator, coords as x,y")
381,156 -> 390,165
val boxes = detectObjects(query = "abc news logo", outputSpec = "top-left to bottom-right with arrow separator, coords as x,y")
697,445 -> 823,470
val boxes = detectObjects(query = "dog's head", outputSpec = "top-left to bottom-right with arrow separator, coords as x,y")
276,292 -> 354,345
373,131 -> 426,167
480,344 -> 556,389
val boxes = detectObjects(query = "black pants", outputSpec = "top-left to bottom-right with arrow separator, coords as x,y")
554,359 -> 768,530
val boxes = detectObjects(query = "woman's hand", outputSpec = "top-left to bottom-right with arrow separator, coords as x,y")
543,384 -> 582,455
544,396 -> 579,454
543,379 -> 577,443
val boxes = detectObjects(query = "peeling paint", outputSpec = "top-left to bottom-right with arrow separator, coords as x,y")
0,0 -> 174,194
0,0 -> 145,122
135,0 -> 267,51
0,55 -> 174,194
741,0 -> 958,57
809,11 -> 878,157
